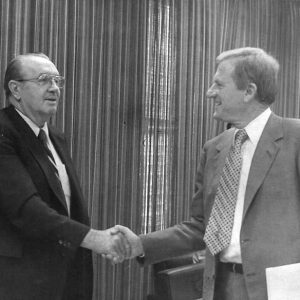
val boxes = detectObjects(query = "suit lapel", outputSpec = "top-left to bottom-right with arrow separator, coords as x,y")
49,129 -> 88,221
49,131 -> 79,196
5,106 -> 68,213
243,114 -> 283,219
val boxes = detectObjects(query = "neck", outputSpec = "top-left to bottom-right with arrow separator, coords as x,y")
232,104 -> 269,129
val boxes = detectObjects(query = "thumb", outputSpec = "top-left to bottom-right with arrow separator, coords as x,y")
110,226 -> 120,235
114,225 -> 130,235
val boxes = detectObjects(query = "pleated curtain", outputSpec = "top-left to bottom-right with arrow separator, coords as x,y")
0,0 -> 300,299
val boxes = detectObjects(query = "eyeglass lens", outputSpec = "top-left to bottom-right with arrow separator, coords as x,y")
39,74 -> 65,87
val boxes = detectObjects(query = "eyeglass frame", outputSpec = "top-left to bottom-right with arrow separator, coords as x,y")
14,73 -> 65,88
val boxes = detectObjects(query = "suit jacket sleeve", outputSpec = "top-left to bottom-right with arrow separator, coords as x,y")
0,126 -> 90,251
138,146 -> 208,265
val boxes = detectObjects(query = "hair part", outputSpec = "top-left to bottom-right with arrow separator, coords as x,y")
4,53 -> 50,99
216,47 -> 280,105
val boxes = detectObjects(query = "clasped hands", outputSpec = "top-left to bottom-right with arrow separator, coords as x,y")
83,225 -> 144,264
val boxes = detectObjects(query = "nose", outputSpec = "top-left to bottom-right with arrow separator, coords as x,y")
48,79 -> 60,91
47,80 -> 60,98
206,86 -> 217,99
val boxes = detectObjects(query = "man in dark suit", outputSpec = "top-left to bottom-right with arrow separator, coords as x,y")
0,53 -> 127,300
115,47 -> 300,300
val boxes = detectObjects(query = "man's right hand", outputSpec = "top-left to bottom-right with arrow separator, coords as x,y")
81,227 -> 132,263
101,225 -> 144,263
113,225 -> 144,259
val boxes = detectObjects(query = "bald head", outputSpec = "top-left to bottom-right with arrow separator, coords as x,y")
4,53 -> 61,126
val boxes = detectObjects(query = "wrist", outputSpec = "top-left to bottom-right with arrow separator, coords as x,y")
135,237 -> 145,257
81,229 -> 98,250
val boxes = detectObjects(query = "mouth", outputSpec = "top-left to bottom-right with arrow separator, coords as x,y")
45,98 -> 57,102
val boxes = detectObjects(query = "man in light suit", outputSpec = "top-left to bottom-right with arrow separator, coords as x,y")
0,53 -> 128,300
115,47 -> 300,300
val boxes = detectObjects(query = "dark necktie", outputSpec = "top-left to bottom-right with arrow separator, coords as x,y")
38,129 -> 57,167
203,129 -> 248,255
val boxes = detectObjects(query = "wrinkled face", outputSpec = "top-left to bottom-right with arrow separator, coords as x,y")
15,56 -> 61,126
206,59 -> 247,124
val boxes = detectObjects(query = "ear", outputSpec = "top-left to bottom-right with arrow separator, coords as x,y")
8,80 -> 21,100
244,82 -> 257,102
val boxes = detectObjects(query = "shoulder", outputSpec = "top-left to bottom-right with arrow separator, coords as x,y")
0,106 -> 15,126
269,113 -> 300,127
282,117 -> 300,130
273,114 -> 300,138
204,128 -> 234,149
266,114 -> 300,146
0,106 -> 20,139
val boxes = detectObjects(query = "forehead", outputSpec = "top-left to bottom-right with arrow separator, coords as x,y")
214,59 -> 236,82
19,56 -> 59,77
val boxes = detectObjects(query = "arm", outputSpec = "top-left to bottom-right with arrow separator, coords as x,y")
0,129 -> 129,259
113,147 -> 208,264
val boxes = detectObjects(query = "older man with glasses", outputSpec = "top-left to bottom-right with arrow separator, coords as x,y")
0,53 -> 129,300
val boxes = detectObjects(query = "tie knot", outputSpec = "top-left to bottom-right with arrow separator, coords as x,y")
38,129 -> 48,146
235,129 -> 248,145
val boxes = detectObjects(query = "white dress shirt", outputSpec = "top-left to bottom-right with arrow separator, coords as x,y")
15,109 -> 71,215
220,108 -> 272,263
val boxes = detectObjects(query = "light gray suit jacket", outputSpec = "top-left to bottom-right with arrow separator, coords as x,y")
140,113 -> 300,300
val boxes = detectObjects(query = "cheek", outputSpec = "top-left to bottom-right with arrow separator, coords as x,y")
224,91 -> 242,105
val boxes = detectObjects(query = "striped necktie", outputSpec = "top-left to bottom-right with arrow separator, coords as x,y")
204,129 -> 248,255
38,129 -> 56,164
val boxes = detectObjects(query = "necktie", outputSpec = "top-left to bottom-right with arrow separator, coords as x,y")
204,129 -> 248,255
38,129 -> 70,213
38,129 -> 56,165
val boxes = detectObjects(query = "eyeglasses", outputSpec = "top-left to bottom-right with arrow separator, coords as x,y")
15,73 -> 65,88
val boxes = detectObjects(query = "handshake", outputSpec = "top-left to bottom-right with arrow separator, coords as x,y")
82,225 -> 144,264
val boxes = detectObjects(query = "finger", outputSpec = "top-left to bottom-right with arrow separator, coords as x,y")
112,255 -> 124,264
102,252 -> 123,265
117,233 -> 132,258
113,226 -> 132,256
122,234 -> 132,258
114,224 -> 129,235
111,234 -> 128,258
103,253 -> 114,260
109,227 -> 130,257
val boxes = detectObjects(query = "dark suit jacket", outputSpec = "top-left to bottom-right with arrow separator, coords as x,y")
139,113 -> 300,300
0,105 -> 93,300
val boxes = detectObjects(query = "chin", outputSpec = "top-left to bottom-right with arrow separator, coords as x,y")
214,110 -> 230,122
213,112 -> 222,121
46,107 -> 57,116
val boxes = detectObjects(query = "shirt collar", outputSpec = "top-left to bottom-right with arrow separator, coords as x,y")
234,107 -> 272,146
15,108 -> 49,137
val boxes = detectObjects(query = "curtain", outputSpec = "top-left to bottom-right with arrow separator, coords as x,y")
0,0 -> 300,299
